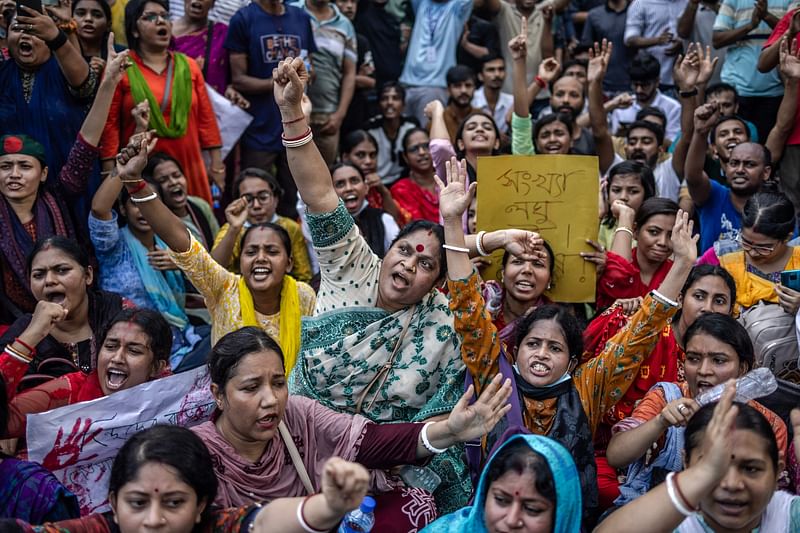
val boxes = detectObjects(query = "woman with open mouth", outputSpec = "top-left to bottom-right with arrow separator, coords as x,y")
2,308 -> 171,440
481,242 -> 555,356
270,58 -> 534,515
596,197 -> 679,310
192,326 -> 512,531
441,155 -> 699,525
4,424 -> 379,533
89,132 -> 210,371
113,132 -> 316,375
99,0 -> 225,206
71,0 -> 125,70
0,2 -> 97,182
331,161 -> 398,258
171,0 -> 227,94
599,384 -> 800,533
340,129 -> 407,225
583,264 -> 739,508
0,237 -> 125,391
0,33 -> 126,324
605,313 -> 788,512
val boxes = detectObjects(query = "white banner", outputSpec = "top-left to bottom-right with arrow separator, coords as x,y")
27,367 -> 215,515
207,83 -> 253,160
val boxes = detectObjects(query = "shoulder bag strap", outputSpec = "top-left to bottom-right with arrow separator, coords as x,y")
355,305 -> 416,415
277,420 -> 315,495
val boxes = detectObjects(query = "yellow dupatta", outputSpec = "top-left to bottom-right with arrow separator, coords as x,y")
238,275 -> 301,375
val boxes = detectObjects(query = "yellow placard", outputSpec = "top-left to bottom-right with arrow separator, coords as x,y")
476,154 -> 600,303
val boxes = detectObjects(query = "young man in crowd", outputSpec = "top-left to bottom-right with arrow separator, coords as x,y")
609,52 -> 682,143
366,83 -> 419,184
225,0 -> 317,219
398,0 -> 473,125
439,64 -> 480,144
292,0 -> 357,165
472,54 -> 513,138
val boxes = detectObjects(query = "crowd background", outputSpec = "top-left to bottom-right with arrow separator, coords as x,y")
4,0 -> 800,530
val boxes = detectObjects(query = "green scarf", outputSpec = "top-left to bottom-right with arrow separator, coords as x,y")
127,52 -> 192,138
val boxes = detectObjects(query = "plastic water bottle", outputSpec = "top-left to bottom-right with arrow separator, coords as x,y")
337,496 -> 376,533
695,367 -> 778,406
210,183 -> 222,210
399,465 -> 442,492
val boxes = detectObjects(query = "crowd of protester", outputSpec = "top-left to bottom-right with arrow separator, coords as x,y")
3,0 -> 800,530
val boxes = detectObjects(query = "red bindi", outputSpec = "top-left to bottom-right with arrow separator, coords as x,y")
416,244 -> 425,253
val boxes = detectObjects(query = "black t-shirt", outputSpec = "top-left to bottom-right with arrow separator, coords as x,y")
456,16 -> 501,74
355,1 -> 403,86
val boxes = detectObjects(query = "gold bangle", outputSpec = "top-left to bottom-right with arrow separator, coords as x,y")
210,167 -> 226,173
614,227 -> 634,238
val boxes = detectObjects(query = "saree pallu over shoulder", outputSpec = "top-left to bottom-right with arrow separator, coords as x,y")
291,295 -> 463,423
290,291 -> 470,513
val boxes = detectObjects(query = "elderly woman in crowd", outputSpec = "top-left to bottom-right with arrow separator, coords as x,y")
270,57 -> 539,514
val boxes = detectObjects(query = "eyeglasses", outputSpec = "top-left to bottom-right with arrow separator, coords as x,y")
242,191 -> 273,204
407,142 -> 430,154
737,234 -> 779,255
139,11 -> 171,23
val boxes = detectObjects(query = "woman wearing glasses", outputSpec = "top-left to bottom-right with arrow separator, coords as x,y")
391,128 -> 440,224
697,189 -> 800,313
99,0 -> 224,205
211,168 -> 312,283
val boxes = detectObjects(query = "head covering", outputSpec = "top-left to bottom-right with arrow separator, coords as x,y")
421,434 -> 582,533
0,134 -> 47,166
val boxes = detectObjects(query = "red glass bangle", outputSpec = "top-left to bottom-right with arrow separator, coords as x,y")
281,127 -> 312,142
14,337 -> 35,354
126,180 -> 148,195
534,75 -> 546,89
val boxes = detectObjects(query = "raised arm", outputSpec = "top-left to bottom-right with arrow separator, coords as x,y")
272,58 -> 339,214
671,44 -> 707,179
510,16 -> 533,118
16,6 -> 89,89
765,36 -> 800,162
427,99 -> 449,141
758,10 -> 800,72
598,384 -> 739,533
608,200 -> 636,261
587,39 -> 615,174
685,102 -> 720,206
253,458 -> 369,533
114,132 -> 193,253
80,35 -> 130,146
209,199 -> 249,267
